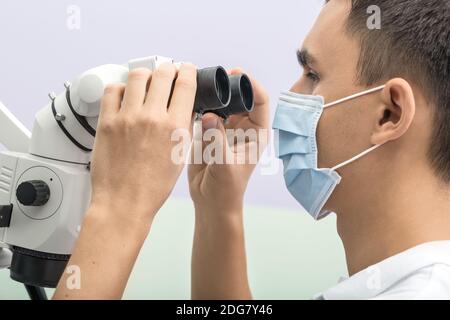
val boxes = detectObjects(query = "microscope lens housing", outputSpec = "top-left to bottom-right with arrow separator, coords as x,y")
212,74 -> 255,118
194,66 -> 231,114
194,68 -> 254,118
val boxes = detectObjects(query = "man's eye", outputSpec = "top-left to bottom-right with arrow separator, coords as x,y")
306,71 -> 320,82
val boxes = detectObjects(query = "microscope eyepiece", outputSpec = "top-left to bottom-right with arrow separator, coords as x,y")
194,66 -> 231,114
213,74 -> 254,118
237,74 -> 255,113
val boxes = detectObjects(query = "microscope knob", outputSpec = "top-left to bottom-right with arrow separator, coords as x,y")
16,181 -> 51,207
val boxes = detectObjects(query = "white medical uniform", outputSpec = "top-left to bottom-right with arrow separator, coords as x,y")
315,241 -> 450,300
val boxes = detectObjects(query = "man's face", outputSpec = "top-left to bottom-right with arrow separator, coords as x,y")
290,0 -> 382,213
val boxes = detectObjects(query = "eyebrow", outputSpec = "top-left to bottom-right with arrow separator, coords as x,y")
297,49 -> 317,68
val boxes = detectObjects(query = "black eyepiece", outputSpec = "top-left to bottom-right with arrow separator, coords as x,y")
212,74 -> 254,118
194,66 -> 231,114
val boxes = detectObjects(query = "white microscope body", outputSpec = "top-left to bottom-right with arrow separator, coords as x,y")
0,56 -> 175,287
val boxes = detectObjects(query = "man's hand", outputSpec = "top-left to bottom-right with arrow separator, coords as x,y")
53,62 -> 197,300
189,69 -> 270,300
89,63 -> 197,230
189,68 -> 270,215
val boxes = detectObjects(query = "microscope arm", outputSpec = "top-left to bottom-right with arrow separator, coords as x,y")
0,101 -> 31,153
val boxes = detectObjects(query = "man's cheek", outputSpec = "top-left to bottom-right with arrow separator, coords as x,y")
316,117 -> 335,169
315,107 -> 340,168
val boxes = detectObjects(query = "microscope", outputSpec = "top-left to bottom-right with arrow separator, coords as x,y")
0,56 -> 254,298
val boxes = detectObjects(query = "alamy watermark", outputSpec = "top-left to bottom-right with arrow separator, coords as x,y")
366,265 -> 382,291
65,264 -> 81,290
170,124 -> 280,176
367,5 -> 381,30
66,5 -> 81,31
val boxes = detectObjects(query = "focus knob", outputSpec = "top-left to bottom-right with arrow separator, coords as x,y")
16,181 -> 51,207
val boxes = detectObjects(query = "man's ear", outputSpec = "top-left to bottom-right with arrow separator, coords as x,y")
371,78 -> 416,145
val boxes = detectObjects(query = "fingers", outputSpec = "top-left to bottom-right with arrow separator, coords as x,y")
121,68 -> 152,113
202,113 -> 230,159
99,83 -> 126,121
229,67 -> 244,75
144,63 -> 177,114
247,75 -> 270,128
168,63 -> 197,124
189,113 -> 230,175
189,118 -> 206,175
202,113 -> 222,133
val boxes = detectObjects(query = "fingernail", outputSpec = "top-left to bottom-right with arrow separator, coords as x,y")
202,117 -> 218,131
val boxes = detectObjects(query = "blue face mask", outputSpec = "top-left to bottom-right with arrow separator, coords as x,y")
272,86 -> 386,220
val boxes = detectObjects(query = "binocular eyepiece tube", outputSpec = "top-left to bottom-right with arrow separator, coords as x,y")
193,66 -> 254,118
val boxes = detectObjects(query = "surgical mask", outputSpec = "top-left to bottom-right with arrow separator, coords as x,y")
272,85 -> 386,220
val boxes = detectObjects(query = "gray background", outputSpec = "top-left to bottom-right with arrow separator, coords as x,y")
0,0 -> 324,209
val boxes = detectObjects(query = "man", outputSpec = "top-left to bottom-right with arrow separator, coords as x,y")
189,0 -> 450,300
54,0 -> 450,299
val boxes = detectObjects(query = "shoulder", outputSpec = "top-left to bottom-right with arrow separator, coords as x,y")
372,264 -> 450,300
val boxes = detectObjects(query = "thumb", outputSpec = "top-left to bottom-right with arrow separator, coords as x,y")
189,113 -> 230,176
202,113 -> 222,132
201,113 -> 231,165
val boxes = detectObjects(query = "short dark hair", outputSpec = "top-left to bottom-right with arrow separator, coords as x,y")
327,0 -> 450,182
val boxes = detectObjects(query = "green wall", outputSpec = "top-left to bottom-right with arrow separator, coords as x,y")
0,198 -> 347,300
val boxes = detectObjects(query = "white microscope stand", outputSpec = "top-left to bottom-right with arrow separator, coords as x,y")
0,101 -> 31,269
0,101 -> 31,154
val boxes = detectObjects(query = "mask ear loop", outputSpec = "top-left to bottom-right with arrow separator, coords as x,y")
324,85 -> 386,108
323,85 -> 387,171
332,144 -> 382,171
